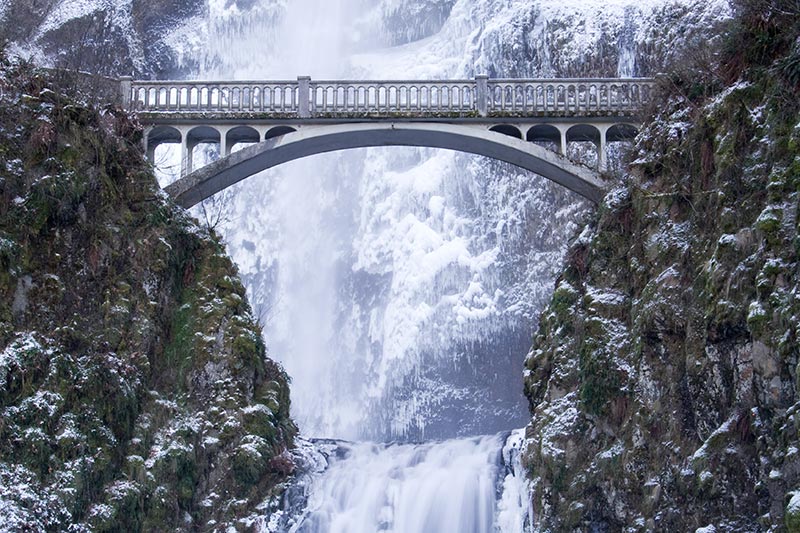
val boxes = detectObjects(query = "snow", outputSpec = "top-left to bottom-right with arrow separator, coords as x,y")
788,491 -> 800,514
585,286 -> 626,307
539,393 -> 580,462
496,429 -> 533,533
141,0 -> 731,441
747,301 -> 767,322
690,413 -> 737,464
39,0 -> 105,35
695,526 -> 717,533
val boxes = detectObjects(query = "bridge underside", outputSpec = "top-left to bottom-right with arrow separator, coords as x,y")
161,122 -> 613,208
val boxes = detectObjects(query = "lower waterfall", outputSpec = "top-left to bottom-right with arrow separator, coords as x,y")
262,430 -> 532,533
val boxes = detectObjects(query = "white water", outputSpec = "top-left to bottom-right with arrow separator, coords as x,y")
189,0 -> 607,442
261,430 -> 531,533
295,436 -> 499,532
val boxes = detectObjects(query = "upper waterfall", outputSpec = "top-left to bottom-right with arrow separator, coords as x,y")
149,0 -> 731,442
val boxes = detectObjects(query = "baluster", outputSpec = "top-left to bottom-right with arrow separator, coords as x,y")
267,86 -> 275,112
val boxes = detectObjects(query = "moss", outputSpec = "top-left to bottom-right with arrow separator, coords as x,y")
788,503 -> 800,533
551,281 -> 579,319
578,339 -> 621,416
232,437 -> 270,487
0,58 -> 296,531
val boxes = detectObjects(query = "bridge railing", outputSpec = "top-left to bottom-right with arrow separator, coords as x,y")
486,79 -> 653,115
125,77 -> 655,117
125,80 -> 300,114
307,80 -> 478,114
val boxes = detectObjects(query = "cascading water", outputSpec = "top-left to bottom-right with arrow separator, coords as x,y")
291,436 -> 502,532
259,429 -> 531,532
189,0 -> 596,443
149,0 -> 730,529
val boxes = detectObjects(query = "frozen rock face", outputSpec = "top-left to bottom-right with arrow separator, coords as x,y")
0,0 -> 205,76
522,4 -> 800,530
0,60 -> 296,531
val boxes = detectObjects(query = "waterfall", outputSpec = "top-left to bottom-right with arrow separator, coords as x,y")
259,429 -> 532,533
146,0 -> 728,529
190,0 -> 591,442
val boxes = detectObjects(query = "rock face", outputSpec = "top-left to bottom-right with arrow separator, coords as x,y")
0,0 -> 205,77
0,56 -> 296,531
523,3 -> 800,531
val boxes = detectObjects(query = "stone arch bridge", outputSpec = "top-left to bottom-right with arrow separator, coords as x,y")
121,76 -> 656,207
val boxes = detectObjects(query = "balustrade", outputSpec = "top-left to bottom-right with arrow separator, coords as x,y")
127,77 -> 655,118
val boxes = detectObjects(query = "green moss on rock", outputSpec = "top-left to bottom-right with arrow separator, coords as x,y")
0,56 -> 296,531
523,5 -> 800,530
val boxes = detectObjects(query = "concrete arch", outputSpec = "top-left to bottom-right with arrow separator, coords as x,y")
566,124 -> 601,144
145,125 -> 182,162
489,124 -> 522,139
526,124 -> 561,144
265,126 -> 297,140
147,125 -> 181,147
187,126 -> 220,145
185,126 -> 222,174
164,122 -> 606,208
226,126 -> 260,156
606,123 -> 639,142
227,126 -> 260,145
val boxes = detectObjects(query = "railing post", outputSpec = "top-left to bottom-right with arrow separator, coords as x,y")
475,75 -> 488,117
120,76 -> 132,109
298,76 -> 311,118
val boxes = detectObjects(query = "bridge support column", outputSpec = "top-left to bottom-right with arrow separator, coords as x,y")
598,131 -> 607,172
143,127 -> 152,161
476,75 -> 488,117
559,128 -> 568,157
180,132 -> 190,177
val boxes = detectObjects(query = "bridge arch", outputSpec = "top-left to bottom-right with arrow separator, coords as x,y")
607,123 -> 639,142
163,122 -> 607,209
566,124 -> 601,144
266,126 -> 297,140
226,126 -> 260,155
526,125 -> 563,153
145,125 -> 181,162
489,124 -> 523,139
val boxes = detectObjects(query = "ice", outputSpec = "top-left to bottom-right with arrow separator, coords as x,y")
161,0 -> 731,442
38,0 -> 105,35
280,434 -> 503,533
